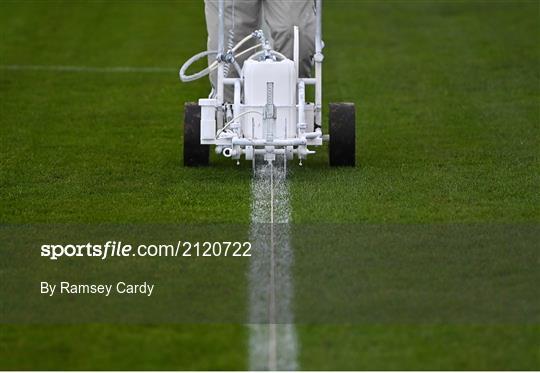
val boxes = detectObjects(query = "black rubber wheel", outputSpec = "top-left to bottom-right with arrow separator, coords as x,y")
329,102 -> 356,167
183,102 -> 209,167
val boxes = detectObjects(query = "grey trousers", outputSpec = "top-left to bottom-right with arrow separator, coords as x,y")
204,0 -> 316,101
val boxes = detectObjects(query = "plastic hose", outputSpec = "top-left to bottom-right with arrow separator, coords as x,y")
179,50 -> 218,82
179,28 -> 287,83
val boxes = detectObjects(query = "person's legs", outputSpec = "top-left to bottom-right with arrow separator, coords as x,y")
204,0 -> 261,101
263,0 -> 316,78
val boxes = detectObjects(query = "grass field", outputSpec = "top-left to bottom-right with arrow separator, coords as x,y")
1,0 -> 538,370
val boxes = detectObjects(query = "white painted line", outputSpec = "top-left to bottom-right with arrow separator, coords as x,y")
0,64 -> 176,73
268,162 -> 277,371
249,160 -> 297,371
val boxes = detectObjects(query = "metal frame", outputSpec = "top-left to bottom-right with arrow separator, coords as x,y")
203,0 -> 325,164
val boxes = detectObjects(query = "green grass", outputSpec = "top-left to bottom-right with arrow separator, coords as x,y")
291,1 -> 539,223
0,325 -> 246,370
0,0 -> 251,224
1,0 -> 538,370
299,325 -> 539,370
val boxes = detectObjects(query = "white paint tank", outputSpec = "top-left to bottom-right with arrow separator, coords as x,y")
242,59 -> 296,139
